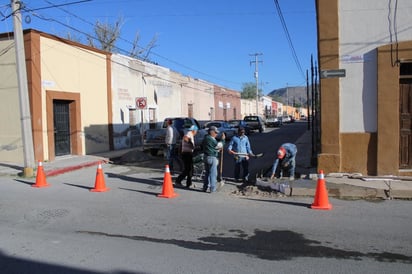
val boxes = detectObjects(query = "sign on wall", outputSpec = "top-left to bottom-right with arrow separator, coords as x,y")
320,69 -> 346,79
135,97 -> 147,110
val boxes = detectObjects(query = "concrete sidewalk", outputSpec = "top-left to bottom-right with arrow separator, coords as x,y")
1,130 -> 412,200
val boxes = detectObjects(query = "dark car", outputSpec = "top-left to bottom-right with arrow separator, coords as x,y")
243,115 -> 266,133
204,120 -> 237,140
228,119 -> 252,135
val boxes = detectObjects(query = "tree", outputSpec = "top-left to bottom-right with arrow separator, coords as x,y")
129,32 -> 158,61
87,18 -> 122,52
241,82 -> 263,99
65,32 -> 82,44
66,16 -> 157,60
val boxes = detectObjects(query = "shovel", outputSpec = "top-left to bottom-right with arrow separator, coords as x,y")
234,152 -> 264,158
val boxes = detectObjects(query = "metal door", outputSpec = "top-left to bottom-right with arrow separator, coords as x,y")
399,79 -> 412,169
53,100 -> 71,156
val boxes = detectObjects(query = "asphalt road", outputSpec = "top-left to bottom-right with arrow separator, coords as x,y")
168,121 -> 309,183
0,166 -> 411,273
1,122 -> 411,273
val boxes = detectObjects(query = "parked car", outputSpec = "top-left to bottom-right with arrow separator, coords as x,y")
243,115 -> 266,133
282,115 -> 291,123
265,116 -> 282,127
143,117 -> 207,156
204,121 -> 237,140
228,119 -> 252,135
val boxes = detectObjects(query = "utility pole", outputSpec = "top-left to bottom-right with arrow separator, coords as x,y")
286,83 -> 289,115
12,0 -> 35,177
250,53 -> 263,115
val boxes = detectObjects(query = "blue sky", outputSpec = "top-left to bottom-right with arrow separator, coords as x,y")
1,0 -> 318,94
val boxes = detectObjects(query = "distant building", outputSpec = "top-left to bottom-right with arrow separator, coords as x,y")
213,86 -> 241,121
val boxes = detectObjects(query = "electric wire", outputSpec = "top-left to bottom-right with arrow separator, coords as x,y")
4,4 -> 220,92
25,0 -> 92,12
42,0 -> 239,85
29,0 -> 242,87
273,0 -> 305,81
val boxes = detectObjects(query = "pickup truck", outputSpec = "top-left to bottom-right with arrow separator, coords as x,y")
244,115 -> 266,133
143,117 -> 207,156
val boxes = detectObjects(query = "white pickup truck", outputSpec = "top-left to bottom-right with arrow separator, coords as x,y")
143,117 -> 207,156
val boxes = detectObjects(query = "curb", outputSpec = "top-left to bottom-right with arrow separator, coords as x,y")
44,160 -> 107,177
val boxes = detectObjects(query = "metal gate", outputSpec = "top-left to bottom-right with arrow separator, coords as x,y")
53,100 -> 71,156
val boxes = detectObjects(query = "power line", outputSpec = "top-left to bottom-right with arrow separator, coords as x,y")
26,0 -> 92,12
20,0 -> 242,88
42,0 -> 238,84
273,0 -> 305,80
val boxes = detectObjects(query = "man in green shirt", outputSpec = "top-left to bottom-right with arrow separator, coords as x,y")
202,126 -> 225,193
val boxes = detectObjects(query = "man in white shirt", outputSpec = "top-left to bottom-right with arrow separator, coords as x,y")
165,119 -> 179,174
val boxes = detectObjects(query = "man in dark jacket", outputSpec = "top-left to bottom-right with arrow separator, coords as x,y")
175,125 -> 198,188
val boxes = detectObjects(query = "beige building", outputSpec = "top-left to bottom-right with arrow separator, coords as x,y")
316,0 -> 412,176
241,98 -> 265,118
0,30 -> 112,163
213,86 -> 241,121
173,73 -> 214,121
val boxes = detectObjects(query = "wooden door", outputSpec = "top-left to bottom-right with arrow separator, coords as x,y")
399,79 -> 412,169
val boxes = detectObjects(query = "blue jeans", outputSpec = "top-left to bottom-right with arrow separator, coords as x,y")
234,156 -> 249,181
166,144 -> 177,172
203,155 -> 218,192
279,157 -> 296,178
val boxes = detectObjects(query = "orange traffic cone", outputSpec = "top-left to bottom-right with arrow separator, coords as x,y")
90,162 -> 109,192
311,170 -> 332,210
32,161 -> 50,188
158,165 -> 178,198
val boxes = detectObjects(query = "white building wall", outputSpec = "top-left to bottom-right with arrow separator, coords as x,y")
339,0 -> 412,132
261,95 -> 272,117
241,99 -> 256,117
172,72 -> 214,121
111,54 -> 182,149
143,63 -> 181,122
111,54 -> 145,149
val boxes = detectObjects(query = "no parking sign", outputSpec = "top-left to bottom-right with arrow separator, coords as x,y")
135,97 -> 147,109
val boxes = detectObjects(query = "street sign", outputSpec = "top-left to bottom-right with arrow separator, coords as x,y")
135,97 -> 147,109
320,69 -> 346,79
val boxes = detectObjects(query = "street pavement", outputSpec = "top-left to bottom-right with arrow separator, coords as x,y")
1,130 -> 412,200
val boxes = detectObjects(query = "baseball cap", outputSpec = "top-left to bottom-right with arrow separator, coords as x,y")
208,126 -> 219,133
188,125 -> 198,131
277,147 -> 286,159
